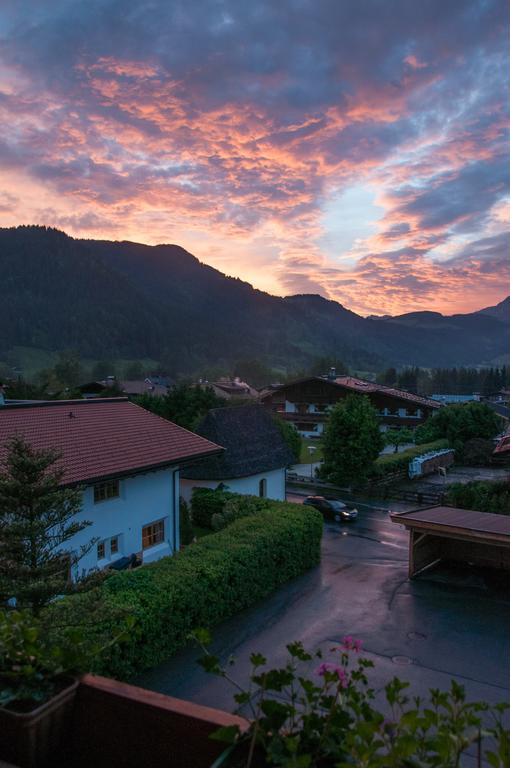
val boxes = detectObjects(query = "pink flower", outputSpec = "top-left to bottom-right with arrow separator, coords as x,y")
315,663 -> 349,687
342,636 -> 362,652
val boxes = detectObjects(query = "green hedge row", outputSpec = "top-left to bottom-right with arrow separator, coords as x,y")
211,494 -> 273,531
447,481 -> 510,515
49,501 -> 323,680
370,439 -> 449,479
190,487 -> 236,528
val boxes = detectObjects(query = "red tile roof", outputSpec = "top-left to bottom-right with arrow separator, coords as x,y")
494,424 -> 510,455
333,376 -> 439,408
0,398 -> 222,485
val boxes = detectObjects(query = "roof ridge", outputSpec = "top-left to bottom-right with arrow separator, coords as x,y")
0,397 -> 129,410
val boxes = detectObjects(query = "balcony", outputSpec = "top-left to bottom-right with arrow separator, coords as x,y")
6,675 -> 247,768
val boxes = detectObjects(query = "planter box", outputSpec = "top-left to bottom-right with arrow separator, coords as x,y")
0,679 -> 79,768
59,675 -> 248,768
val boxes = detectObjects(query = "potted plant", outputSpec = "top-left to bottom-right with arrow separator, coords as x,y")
0,609 -> 89,768
193,631 -> 510,767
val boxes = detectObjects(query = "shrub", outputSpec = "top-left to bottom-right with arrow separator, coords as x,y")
370,439 -> 449,479
0,609 -> 129,711
447,481 -> 510,515
190,487 -> 236,528
211,495 -> 273,532
47,502 -> 323,680
458,438 -> 495,466
179,497 -> 193,545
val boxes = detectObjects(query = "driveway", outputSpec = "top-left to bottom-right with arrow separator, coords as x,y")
136,501 -> 510,717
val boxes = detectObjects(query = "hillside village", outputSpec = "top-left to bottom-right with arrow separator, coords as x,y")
2,357 -> 510,766
2,0 -> 510,764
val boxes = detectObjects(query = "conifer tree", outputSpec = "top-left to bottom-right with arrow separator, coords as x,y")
0,436 -> 94,615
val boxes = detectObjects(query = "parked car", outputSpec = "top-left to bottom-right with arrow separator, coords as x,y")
303,496 -> 358,522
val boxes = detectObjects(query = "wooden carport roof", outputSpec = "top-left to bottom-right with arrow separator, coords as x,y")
390,506 -> 510,577
391,506 -> 510,544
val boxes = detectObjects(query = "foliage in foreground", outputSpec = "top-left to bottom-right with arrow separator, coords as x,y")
0,609 -> 129,711
320,395 -> 384,487
195,633 -> 510,767
45,502 -> 323,680
447,481 -> 510,516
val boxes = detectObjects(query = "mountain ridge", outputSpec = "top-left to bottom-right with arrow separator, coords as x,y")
1,225 -> 509,373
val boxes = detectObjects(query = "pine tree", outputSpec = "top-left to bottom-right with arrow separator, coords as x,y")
0,436 -> 94,615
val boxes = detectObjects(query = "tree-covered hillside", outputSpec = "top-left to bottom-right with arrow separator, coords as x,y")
1,225 -> 510,374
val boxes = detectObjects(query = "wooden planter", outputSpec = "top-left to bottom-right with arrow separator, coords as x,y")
0,679 -> 79,768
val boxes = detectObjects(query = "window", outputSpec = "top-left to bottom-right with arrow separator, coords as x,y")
297,422 -> 318,432
142,519 -> 165,550
94,479 -> 120,503
97,536 -> 121,562
259,478 -> 267,498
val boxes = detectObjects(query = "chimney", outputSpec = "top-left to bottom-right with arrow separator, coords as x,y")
0,384 -> 5,406
328,367 -> 336,380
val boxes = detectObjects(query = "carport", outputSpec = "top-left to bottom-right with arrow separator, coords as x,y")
391,506 -> 510,578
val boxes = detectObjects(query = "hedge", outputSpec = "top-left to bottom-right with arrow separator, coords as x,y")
369,439 -> 449,479
447,480 -> 510,515
211,494 -> 273,531
190,487 -> 236,528
47,501 -> 323,680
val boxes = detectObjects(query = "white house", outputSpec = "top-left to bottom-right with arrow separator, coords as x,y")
0,397 -> 221,578
180,404 -> 294,502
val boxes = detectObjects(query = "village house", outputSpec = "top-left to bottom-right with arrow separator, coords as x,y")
261,372 -> 440,438
180,404 -> 294,502
0,397 -> 221,578
198,377 -> 259,400
78,377 -> 170,399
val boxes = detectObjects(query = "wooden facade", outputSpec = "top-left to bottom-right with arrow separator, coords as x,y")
262,376 -> 439,436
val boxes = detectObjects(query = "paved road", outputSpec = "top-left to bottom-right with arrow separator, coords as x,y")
136,499 -> 510,726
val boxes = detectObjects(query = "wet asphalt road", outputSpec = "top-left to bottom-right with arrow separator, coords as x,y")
136,497 -> 510,721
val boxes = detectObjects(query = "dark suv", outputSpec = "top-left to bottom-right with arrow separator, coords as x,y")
303,495 -> 358,522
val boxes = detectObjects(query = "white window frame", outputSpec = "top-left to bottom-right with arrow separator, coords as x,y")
142,519 -> 165,550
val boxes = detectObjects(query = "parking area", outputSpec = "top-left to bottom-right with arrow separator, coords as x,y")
137,499 -> 510,716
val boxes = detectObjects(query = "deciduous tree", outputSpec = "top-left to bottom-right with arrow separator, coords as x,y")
273,417 -> 302,463
415,402 -> 503,452
135,384 -> 226,431
320,395 -> 384,487
384,427 -> 414,453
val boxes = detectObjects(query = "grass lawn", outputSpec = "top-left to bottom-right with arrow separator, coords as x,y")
1,346 -> 160,382
299,440 -> 324,464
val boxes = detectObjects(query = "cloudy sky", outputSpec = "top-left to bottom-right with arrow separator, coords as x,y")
1,0 -> 509,315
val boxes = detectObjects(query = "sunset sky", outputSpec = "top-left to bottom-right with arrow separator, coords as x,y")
1,0 -> 509,316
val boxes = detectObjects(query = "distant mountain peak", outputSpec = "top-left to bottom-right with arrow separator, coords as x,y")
479,295 -> 510,323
